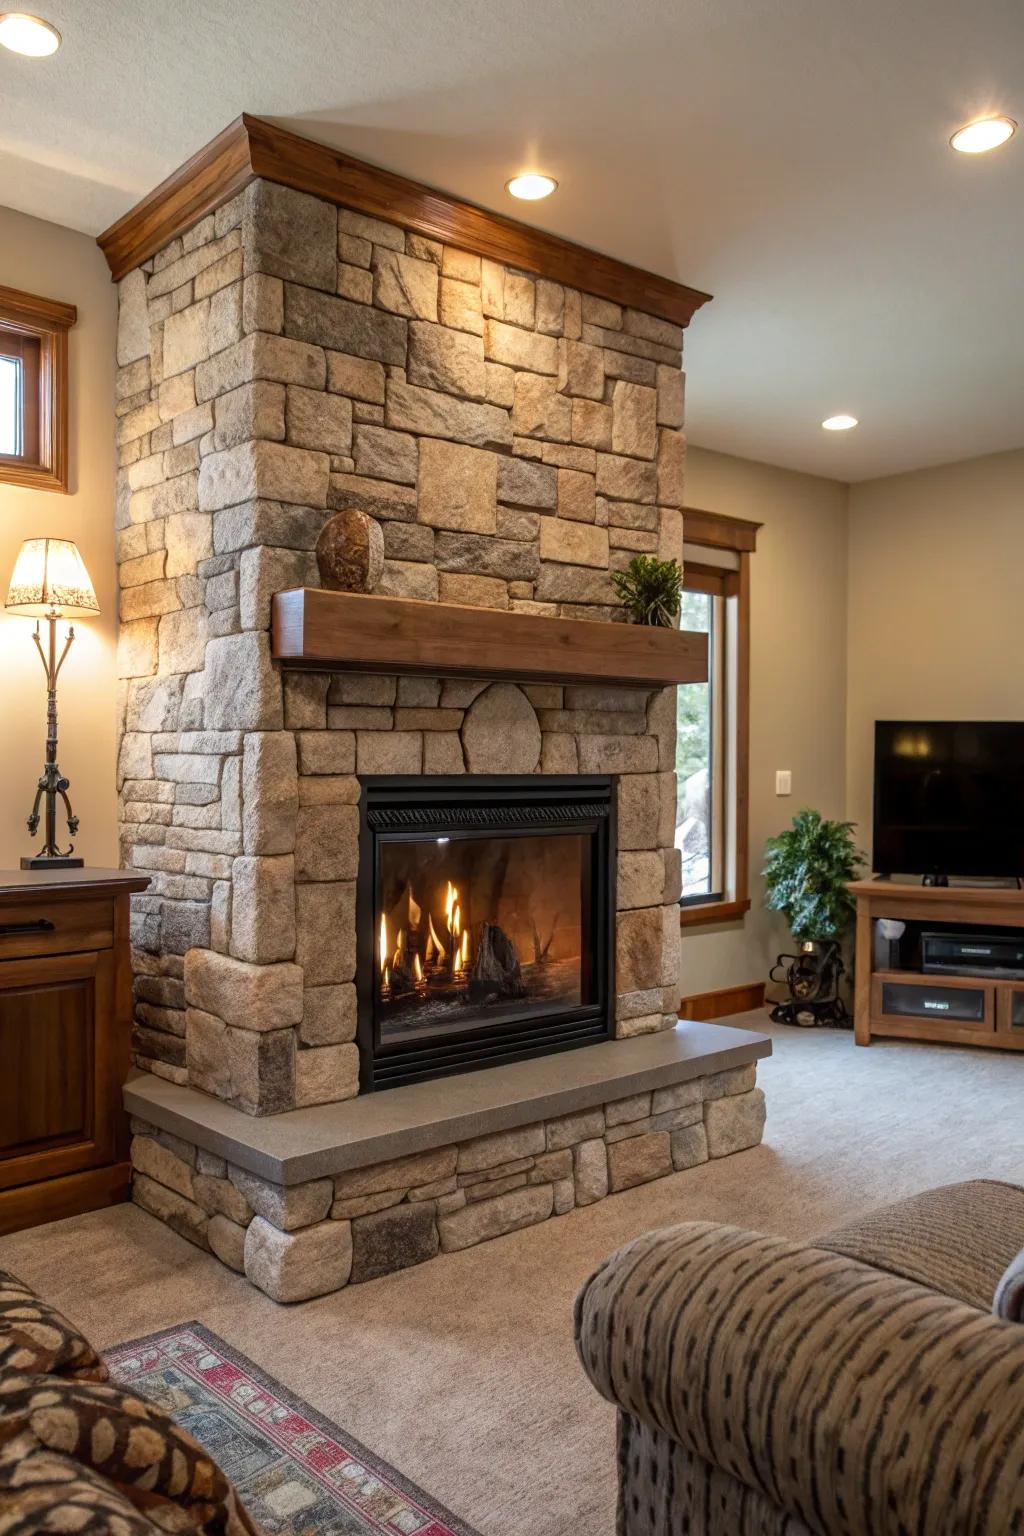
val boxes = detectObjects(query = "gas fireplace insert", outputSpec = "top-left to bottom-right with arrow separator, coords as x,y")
357,776 -> 615,1089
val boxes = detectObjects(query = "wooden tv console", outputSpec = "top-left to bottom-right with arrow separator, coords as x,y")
851,878 -> 1024,1051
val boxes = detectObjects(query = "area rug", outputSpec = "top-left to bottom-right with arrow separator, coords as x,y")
107,1322 -> 480,1536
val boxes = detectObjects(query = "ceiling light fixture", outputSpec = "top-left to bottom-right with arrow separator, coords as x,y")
0,11 -> 60,55
505,173 -> 557,201
822,414 -> 858,431
950,116 -> 1016,154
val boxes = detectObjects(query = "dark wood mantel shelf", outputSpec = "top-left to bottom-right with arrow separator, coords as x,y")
271,588 -> 708,688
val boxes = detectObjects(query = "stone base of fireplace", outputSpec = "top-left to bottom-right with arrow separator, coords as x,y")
125,1021 -> 769,1302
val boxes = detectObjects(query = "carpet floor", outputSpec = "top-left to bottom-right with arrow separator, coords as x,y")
3,1013 -> 1024,1536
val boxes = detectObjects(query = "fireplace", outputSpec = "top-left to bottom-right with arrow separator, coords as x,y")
357,776 -> 615,1089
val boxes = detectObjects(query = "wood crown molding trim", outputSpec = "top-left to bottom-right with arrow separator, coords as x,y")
683,506 -> 761,553
97,116 -> 255,283
97,114 -> 712,327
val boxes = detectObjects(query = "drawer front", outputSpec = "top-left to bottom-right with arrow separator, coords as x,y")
996,986 -> 1024,1034
0,897 -> 114,960
880,979 -> 987,1025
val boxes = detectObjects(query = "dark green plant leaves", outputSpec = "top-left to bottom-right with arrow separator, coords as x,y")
610,555 -> 682,628
762,807 -> 865,941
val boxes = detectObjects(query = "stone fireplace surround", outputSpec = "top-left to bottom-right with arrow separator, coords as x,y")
109,120 -> 768,1300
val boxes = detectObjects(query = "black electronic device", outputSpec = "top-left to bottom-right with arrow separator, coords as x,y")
921,929 -> 1024,979
873,721 -> 1024,880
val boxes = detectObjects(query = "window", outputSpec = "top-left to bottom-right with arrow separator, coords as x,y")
0,329 -> 40,460
677,508 -> 758,927
677,586 -> 724,902
0,285 -> 76,494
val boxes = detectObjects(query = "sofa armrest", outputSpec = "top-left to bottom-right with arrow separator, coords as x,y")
575,1221 -> 1024,1536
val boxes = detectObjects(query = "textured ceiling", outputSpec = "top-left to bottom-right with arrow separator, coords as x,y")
2,0 -> 1022,480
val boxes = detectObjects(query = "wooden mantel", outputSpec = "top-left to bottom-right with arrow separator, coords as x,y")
96,115 -> 711,328
271,588 -> 708,689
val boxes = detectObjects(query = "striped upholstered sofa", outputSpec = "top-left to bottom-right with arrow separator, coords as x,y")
576,1180 -> 1024,1534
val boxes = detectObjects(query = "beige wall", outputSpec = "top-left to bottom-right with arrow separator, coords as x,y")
846,448 -> 1024,847
679,447 -> 849,997
0,206 -> 118,870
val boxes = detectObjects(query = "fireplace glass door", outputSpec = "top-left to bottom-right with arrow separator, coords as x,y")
358,777 -> 614,1089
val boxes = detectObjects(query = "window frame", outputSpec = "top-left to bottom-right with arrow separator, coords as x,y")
677,507 -> 758,929
0,284 -> 77,495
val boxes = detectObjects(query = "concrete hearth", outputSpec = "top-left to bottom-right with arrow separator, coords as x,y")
126,1021 -> 769,1301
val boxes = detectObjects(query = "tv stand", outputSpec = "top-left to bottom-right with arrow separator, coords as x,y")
850,878 -> 1024,1051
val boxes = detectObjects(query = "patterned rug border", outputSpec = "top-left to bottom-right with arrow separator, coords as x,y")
106,1320 -> 483,1536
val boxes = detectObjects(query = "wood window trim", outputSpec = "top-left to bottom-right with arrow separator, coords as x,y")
679,529 -> 754,929
683,505 -> 762,554
0,284 -> 76,494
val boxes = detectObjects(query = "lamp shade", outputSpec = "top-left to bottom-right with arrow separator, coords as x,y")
5,538 -> 99,618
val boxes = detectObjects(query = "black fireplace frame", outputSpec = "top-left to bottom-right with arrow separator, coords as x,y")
356,775 -> 616,1091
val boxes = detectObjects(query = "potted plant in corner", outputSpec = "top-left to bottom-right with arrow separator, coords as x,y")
762,808 -> 864,1027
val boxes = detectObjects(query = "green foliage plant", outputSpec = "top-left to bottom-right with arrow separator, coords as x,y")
762,808 -> 864,941
610,555 -> 682,627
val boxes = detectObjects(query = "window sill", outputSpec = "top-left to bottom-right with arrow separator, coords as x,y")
679,897 -> 751,929
0,456 -> 66,494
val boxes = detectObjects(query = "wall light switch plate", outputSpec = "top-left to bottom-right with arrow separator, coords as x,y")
775,770 -> 792,796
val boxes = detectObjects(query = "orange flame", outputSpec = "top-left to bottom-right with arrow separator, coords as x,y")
413,954 -> 423,983
379,913 -> 388,973
428,913 -> 447,962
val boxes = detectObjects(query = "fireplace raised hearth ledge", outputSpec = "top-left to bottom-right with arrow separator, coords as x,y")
126,1021 -> 769,1185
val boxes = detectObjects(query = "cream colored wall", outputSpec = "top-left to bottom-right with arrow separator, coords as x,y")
0,206 -> 118,870
679,447 -> 849,998
846,448 -> 1024,849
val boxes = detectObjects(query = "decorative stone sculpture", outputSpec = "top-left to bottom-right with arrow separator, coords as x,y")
315,508 -> 384,593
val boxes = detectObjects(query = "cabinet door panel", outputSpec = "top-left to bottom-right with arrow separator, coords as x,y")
0,950 -> 115,1190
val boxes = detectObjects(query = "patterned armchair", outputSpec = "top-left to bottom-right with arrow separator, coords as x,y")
575,1181 -> 1024,1535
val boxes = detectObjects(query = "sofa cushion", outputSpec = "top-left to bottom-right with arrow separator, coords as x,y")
0,1445 -> 167,1535
817,1179 -> 1024,1311
0,1268 -> 108,1382
0,1371 -> 261,1536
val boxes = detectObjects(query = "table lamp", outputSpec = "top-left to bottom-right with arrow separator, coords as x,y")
5,537 -> 99,869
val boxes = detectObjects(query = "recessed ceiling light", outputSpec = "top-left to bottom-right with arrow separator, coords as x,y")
0,11 -> 60,55
505,173 -> 557,201
950,116 -> 1016,154
822,414 -> 858,431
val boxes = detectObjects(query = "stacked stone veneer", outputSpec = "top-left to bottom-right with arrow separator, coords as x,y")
115,176 -> 688,1119
130,1064 -> 764,1302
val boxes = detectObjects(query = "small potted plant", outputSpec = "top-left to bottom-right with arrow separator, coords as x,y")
762,808 -> 864,1027
611,555 -> 682,627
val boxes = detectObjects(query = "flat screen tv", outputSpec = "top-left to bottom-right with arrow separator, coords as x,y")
873,721 -> 1024,879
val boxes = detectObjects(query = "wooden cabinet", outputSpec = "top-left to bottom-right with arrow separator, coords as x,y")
851,879 -> 1024,1052
0,869 -> 148,1235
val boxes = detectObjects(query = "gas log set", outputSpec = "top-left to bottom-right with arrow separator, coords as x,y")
380,877 -> 530,1004
378,871 -> 571,1028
